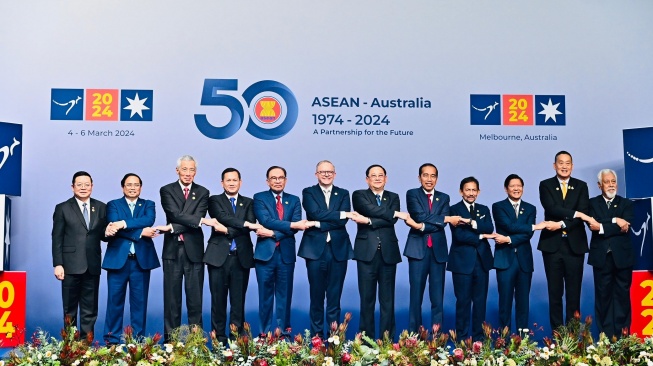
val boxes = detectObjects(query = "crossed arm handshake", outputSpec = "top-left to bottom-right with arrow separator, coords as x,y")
105,221 -> 160,238
576,212 -> 630,233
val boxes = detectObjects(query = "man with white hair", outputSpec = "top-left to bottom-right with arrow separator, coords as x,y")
586,169 -> 634,338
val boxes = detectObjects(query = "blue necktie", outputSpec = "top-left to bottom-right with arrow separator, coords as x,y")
229,197 -> 237,251
82,203 -> 90,229
375,194 -> 381,206
129,202 -> 135,254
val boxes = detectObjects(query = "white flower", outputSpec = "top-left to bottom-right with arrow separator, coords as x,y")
176,342 -> 184,347
333,337 -> 340,345
593,354 -> 601,362
52,355 -> 58,361
165,343 -> 174,353
600,356 -> 613,366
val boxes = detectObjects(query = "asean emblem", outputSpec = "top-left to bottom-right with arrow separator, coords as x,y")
254,96 -> 282,124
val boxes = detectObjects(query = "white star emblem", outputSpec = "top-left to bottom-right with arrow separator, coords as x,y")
123,93 -> 150,118
538,98 -> 563,123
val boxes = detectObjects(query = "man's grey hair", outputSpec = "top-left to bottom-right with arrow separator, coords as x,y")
315,160 -> 335,172
597,168 -> 617,184
177,155 -> 197,168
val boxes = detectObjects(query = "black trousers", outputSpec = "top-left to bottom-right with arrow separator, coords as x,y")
207,254 -> 250,344
542,239 -> 584,330
61,270 -> 100,339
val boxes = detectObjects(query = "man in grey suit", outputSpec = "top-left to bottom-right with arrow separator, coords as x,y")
52,171 -> 109,340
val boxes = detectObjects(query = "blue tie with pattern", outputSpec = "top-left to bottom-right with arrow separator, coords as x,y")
375,194 -> 381,206
229,197 -> 237,251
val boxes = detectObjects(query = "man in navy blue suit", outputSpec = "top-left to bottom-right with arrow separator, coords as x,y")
253,166 -> 312,334
351,164 -> 409,340
491,174 -> 545,333
586,169 -> 634,338
447,176 -> 495,341
103,173 -> 160,344
298,160 -> 354,338
403,163 -> 462,332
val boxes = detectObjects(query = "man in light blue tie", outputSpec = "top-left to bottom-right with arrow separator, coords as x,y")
103,173 -> 160,344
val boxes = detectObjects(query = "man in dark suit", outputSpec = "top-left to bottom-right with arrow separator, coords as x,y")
155,155 -> 212,342
403,163 -> 462,332
351,164 -> 408,340
586,169 -> 634,338
538,151 -> 591,330
204,168 -> 261,344
52,171 -> 109,339
491,174 -> 545,332
298,160 -> 354,338
102,173 -> 160,344
447,176 -> 495,341
253,166 -> 311,334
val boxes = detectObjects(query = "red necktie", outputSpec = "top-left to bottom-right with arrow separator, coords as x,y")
276,195 -> 283,247
179,187 -> 190,241
426,194 -> 433,248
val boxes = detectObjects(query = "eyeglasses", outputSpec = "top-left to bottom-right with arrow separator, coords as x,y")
268,176 -> 286,182
368,174 -> 385,179
74,183 -> 91,188
317,171 -> 335,176
179,168 -> 196,173
125,183 -> 141,188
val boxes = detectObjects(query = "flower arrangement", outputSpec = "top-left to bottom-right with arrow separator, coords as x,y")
4,312 -> 653,366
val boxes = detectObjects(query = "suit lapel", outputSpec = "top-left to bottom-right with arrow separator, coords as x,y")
132,198 -> 144,218
88,199 -> 98,229
68,199 -> 88,230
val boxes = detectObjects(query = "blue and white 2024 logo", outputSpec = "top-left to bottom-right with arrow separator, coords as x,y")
0,122 -> 22,197
194,79 -> 298,140
51,88 -> 153,122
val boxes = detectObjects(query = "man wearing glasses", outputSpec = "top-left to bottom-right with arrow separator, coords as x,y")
102,173 -> 160,344
52,171 -> 109,340
351,164 -> 409,340
155,155 -> 214,342
253,166 -> 312,334
298,160 -> 355,338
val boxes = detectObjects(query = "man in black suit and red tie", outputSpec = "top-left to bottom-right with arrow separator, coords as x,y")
155,155 -> 214,342
298,160 -> 354,338
351,164 -> 409,340
203,168 -> 261,344
586,169 -> 634,338
538,151 -> 591,331
52,171 -> 109,340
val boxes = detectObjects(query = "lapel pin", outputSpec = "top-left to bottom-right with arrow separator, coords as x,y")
91,207 -> 95,212
569,186 -> 574,190
192,197 -> 196,200
285,201 -> 289,205
239,203 -> 243,206
556,187 -> 559,191
613,204 -> 618,208
383,197 -> 387,201
334,192 -> 338,195
436,197 -> 439,201
138,203 -> 142,206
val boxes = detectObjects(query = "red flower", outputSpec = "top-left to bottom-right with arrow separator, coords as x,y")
259,360 -> 268,366
311,335 -> 323,348
453,348 -> 464,361
341,352 -> 352,363
472,341 -> 482,354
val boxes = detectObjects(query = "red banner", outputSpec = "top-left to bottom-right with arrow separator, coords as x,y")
0,271 -> 26,347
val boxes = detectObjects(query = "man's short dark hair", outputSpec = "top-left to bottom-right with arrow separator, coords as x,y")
459,176 -> 479,191
504,174 -> 523,188
121,173 -> 142,187
365,164 -> 386,177
72,171 -> 92,185
266,166 -> 287,178
554,150 -> 573,163
418,163 -> 438,177
222,167 -> 241,180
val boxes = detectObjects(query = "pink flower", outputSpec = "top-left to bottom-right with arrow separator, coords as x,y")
341,353 -> 352,363
453,348 -> 464,361
472,341 -> 482,354
393,343 -> 400,351
259,360 -> 268,366
311,335 -> 323,348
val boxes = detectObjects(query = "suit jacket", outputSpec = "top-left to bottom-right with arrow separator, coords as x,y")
492,198 -> 535,272
446,200 -> 494,274
102,197 -> 160,271
537,176 -> 589,255
159,181 -> 209,263
203,193 -> 255,269
403,188 -> 450,262
253,190 -> 301,264
298,184 -> 353,261
587,195 -> 635,269
52,197 -> 107,275
352,189 -> 401,264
